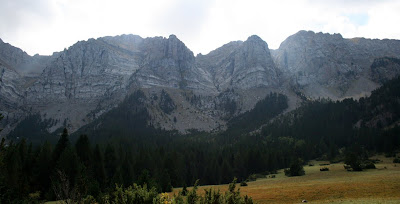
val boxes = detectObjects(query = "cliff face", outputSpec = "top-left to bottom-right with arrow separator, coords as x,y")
26,36 -> 141,103
1,31 -> 400,136
273,31 -> 400,99
197,35 -> 280,91
133,35 -> 215,93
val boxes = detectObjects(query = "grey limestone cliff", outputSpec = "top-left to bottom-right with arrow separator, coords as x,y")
197,35 -> 280,91
273,30 -> 400,99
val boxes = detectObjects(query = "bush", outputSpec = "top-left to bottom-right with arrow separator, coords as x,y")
240,181 -> 248,186
385,152 -> 395,157
181,184 -> 188,196
320,167 -> 329,171
285,158 -> 305,177
107,183 -> 159,204
82,195 -> 96,204
181,178 -> 254,204
363,162 -> 376,169
28,191 -> 41,204
345,152 -> 363,171
393,158 -> 400,163
201,188 -> 223,204
247,174 -> 257,181
186,180 -> 199,204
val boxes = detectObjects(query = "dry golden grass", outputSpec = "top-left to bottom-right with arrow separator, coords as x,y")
171,155 -> 400,203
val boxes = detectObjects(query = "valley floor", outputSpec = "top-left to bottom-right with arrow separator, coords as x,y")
171,155 -> 400,203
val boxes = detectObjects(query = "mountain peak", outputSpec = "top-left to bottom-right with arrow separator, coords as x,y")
291,30 -> 343,40
246,35 -> 265,44
244,34 -> 269,50
168,34 -> 178,39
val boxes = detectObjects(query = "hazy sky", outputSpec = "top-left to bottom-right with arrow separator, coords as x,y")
1,0 -> 399,56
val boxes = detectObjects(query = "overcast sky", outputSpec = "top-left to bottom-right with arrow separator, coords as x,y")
1,0 -> 399,56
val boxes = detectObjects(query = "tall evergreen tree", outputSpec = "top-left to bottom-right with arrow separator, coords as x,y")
75,134 -> 92,168
33,141 -> 52,199
52,128 -> 70,164
56,146 -> 81,190
121,152 -> 134,187
159,169 -> 173,192
138,169 -> 151,187
104,144 -> 118,188
92,144 -> 106,190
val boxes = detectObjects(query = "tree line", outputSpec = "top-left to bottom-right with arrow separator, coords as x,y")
1,76 -> 400,203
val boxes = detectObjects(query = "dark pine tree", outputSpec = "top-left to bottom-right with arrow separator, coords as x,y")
104,144 -> 118,188
52,128 -> 70,165
75,134 -> 92,168
56,146 -> 81,189
92,144 -> 106,191
121,153 -> 134,187
33,141 -> 52,199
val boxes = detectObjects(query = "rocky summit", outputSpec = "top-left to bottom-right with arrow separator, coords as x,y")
1,30 -> 400,137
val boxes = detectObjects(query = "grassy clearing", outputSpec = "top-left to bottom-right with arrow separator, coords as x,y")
170,155 -> 400,203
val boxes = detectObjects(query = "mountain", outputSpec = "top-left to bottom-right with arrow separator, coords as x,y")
273,30 -> 400,99
1,31 -> 400,139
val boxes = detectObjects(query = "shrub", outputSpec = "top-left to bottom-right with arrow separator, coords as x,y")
82,195 -> 96,204
107,183 -> 159,204
181,184 -> 188,196
28,191 -> 41,204
363,162 -> 376,169
345,152 -> 362,171
201,188 -> 222,204
247,174 -> 257,181
385,152 -> 395,157
320,167 -> 329,171
393,158 -> 400,163
285,158 -> 305,177
186,180 -> 199,204
240,181 -> 248,186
